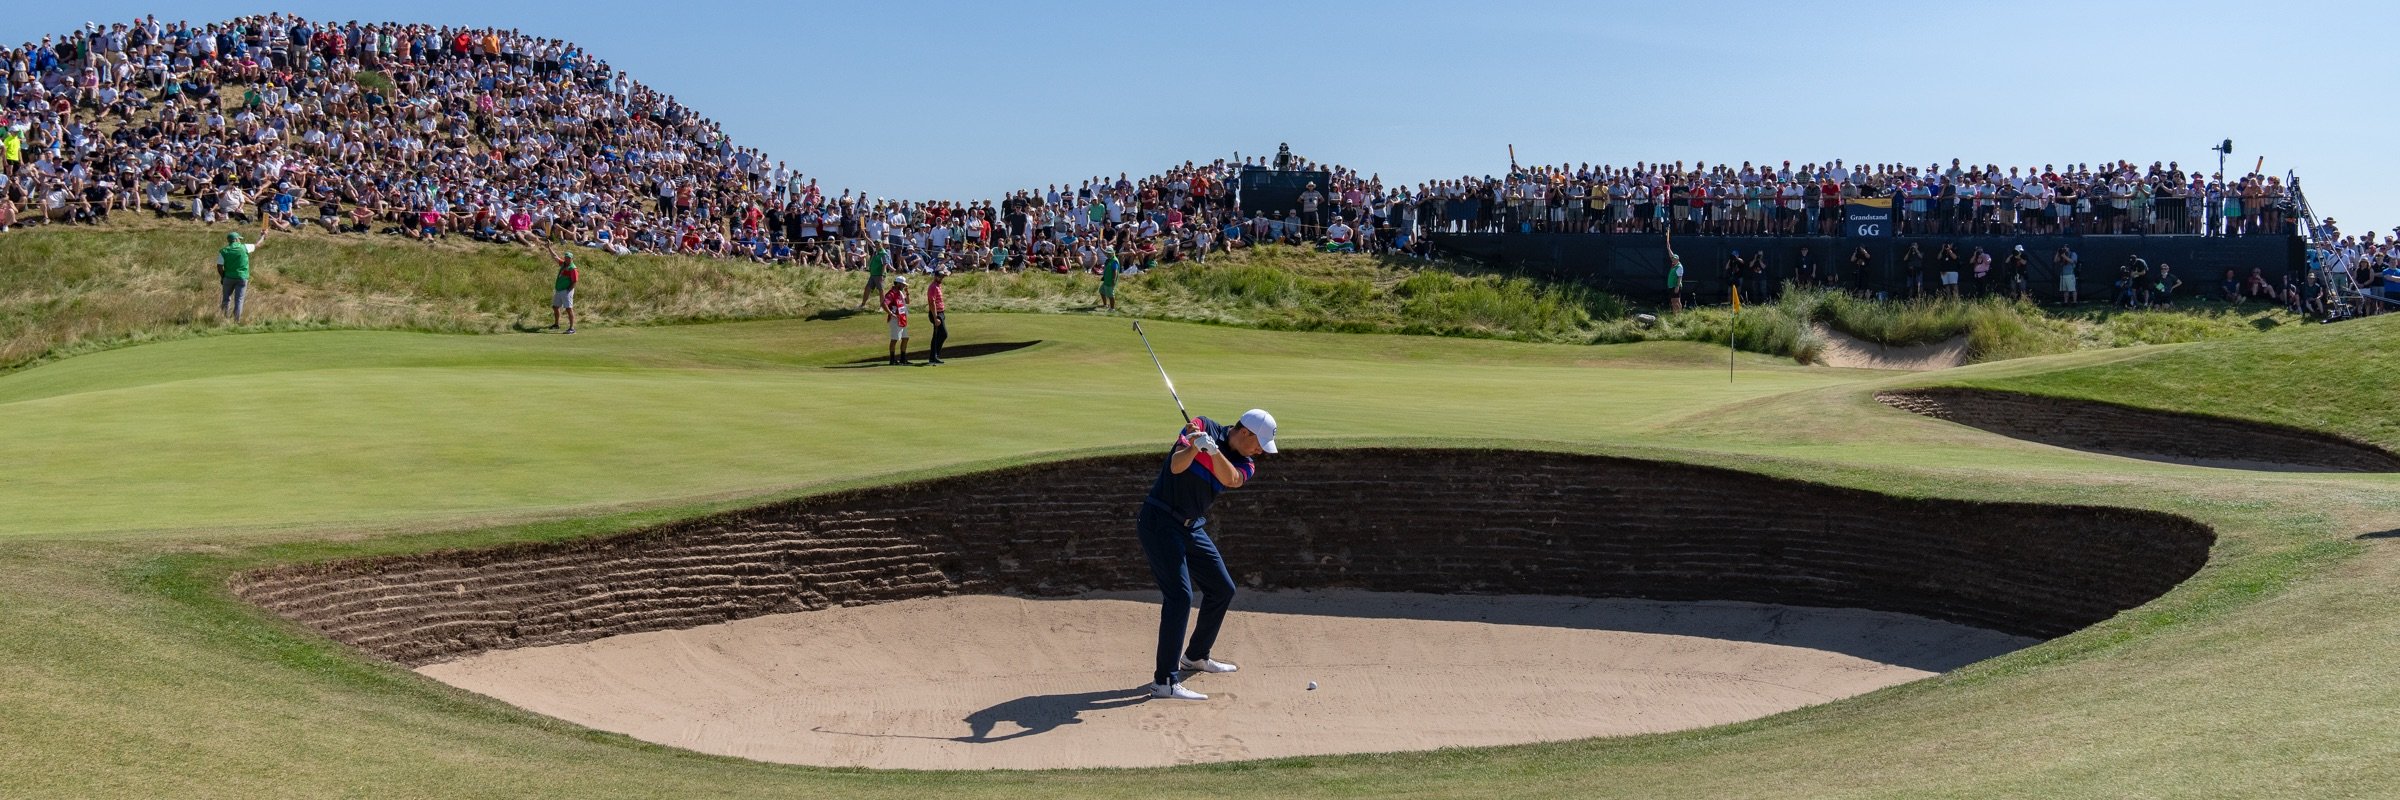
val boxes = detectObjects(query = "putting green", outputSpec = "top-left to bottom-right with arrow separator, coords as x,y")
4,311 -> 2398,798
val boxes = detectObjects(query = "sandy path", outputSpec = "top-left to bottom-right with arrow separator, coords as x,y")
419,591 -> 2030,769
1811,323 -> 1969,371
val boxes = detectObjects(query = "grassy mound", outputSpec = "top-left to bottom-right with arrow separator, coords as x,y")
0,219 -> 1615,371
1593,286 -> 2301,364
1932,311 -> 2400,448
0,217 -> 2306,373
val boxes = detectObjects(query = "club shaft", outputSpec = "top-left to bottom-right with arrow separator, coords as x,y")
1132,322 -> 1190,423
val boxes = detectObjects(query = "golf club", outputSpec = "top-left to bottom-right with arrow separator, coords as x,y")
1131,320 -> 1190,424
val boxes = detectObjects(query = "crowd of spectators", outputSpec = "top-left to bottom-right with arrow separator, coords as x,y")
0,12 -> 2347,319
1415,159 -> 2300,238
2312,220 -> 2400,316
0,13 -> 1433,276
0,13 -> 828,257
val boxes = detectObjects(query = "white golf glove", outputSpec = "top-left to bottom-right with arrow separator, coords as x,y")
1189,432 -> 1221,454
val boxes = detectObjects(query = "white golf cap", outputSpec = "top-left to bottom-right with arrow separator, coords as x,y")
1239,408 -> 1278,454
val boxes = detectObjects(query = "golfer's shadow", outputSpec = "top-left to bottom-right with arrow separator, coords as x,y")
953,686 -> 1151,743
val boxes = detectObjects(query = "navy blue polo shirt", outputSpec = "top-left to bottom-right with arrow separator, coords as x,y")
1143,416 -> 1255,523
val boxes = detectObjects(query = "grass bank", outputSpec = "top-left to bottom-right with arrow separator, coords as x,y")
1931,310 -> 2400,449
1593,285 -> 2302,364
0,216 -> 2305,372
0,218 -> 1614,371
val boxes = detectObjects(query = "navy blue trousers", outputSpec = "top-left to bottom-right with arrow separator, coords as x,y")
1136,508 -> 1237,686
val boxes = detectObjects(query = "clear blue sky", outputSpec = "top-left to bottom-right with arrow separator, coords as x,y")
33,1 -> 2399,234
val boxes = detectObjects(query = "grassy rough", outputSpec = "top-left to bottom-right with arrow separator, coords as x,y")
1594,285 -> 2301,364
0,219 -> 1608,372
0,217 -> 2303,373
1931,311 -> 2400,449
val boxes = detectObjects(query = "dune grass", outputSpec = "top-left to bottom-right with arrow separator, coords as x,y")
0,218 -> 1616,372
0,217 -> 2310,375
1590,285 -> 2302,364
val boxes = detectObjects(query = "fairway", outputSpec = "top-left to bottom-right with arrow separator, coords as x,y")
7,311 -> 2400,799
0,314 -> 1856,539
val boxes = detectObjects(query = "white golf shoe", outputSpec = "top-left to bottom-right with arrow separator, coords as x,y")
1179,656 -> 1239,674
1151,682 -> 1208,701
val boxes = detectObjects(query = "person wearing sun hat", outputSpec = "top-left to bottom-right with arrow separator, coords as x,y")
882,273 -> 911,365
1136,407 -> 1277,701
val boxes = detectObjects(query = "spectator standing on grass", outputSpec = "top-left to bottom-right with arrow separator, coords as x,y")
541,239 -> 578,333
1665,230 -> 1684,313
1937,243 -> 1961,299
1901,242 -> 1925,298
1099,247 -> 1120,312
1846,245 -> 1871,296
2004,246 -> 2030,300
883,274 -> 911,366
924,270 -> 948,365
2055,245 -> 2080,304
1721,249 -> 1744,305
216,220 -> 268,323
1968,247 -> 1993,298
859,242 -> 886,310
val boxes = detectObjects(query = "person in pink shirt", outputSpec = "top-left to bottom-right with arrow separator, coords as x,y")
924,270 -> 949,365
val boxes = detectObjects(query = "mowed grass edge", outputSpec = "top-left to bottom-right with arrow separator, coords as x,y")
18,429 -> 2391,798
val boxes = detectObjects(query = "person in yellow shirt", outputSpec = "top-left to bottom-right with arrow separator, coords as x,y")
2,126 -> 22,176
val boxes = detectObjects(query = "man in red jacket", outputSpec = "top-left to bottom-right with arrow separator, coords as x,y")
883,274 -> 910,365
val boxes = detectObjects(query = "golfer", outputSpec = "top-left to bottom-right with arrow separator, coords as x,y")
217,220 -> 269,323
1138,408 -> 1278,700
541,239 -> 577,334
883,274 -> 911,365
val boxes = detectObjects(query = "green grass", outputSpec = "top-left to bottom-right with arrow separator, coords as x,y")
4,312 -> 2400,797
0,217 -> 2301,375
1591,285 -> 2302,364
1925,310 -> 2400,449
0,218 -> 1614,373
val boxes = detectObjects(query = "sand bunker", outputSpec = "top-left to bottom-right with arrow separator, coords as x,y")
1878,388 -> 2400,472
419,591 -> 2030,769
237,449 -> 2212,768
1810,324 -> 1968,371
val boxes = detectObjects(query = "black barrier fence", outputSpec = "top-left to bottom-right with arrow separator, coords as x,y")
1423,193 -> 2300,238
1432,233 -> 2304,304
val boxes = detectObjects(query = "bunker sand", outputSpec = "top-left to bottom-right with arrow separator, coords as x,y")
420,591 -> 2032,769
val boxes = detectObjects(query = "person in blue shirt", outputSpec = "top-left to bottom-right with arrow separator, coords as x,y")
1138,409 -> 1278,701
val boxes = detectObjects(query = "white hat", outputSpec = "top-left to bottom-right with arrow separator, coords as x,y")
1239,408 -> 1278,454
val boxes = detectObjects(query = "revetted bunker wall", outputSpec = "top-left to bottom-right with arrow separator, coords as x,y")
234,449 -> 2215,666
1879,388 -> 2400,472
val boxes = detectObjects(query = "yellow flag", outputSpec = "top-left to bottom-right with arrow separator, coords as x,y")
1731,283 -> 1742,313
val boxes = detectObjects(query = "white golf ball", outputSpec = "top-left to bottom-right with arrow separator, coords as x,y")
1307,681 -> 1317,690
